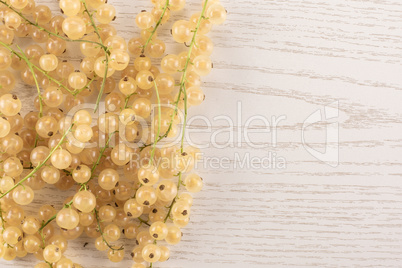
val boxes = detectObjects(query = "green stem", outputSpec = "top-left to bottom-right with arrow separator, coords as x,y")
94,209 -> 124,251
80,0 -> 109,113
0,0 -> 105,48
37,191 -> 83,248
86,130 -> 119,183
177,0 -> 210,153
141,0 -> 209,152
0,203 -> 6,233
138,217 -> 151,227
150,81 -> 162,166
141,0 -> 170,54
38,199 -> 75,233
0,41 -> 75,95
164,172 -> 182,223
39,215 -> 56,233
124,93 -> 136,109
94,55 -> 109,113
0,123 -> 74,199
81,0 -> 103,42
72,76 -> 96,97
84,130 -> 123,252
0,0 -> 108,108
15,45 -> 44,147
163,1 -> 209,222
21,51 -> 43,117
62,169 -> 72,176
33,64 -> 75,95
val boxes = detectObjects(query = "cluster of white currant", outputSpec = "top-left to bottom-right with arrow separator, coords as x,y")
0,0 -> 226,267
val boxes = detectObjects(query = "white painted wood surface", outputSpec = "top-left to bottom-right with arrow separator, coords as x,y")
3,0 -> 402,267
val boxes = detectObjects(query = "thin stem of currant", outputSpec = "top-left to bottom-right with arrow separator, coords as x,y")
72,76 -> 96,97
124,92 -> 136,109
39,199 -> 76,233
178,0 -> 209,153
140,6 -> 208,151
139,122 -> 171,150
62,169 -> 72,176
85,130 -> 119,185
0,0 -> 105,48
38,200 -> 73,248
180,94 -> 188,153
81,0 -> 103,42
21,52 -> 43,116
139,93 -> 181,150
94,209 -> 124,251
39,227 -> 47,248
0,41 -> 75,95
163,172 -> 182,223
0,203 -> 6,233
141,0 -> 170,54
0,43 -> 43,118
162,1 -> 209,222
0,123 -> 74,200
150,81 -> 162,166
16,45 -> 44,147
138,217 -> 151,227
94,54 -> 110,113
32,64 -> 75,95
80,0 -> 109,113
39,215 -> 56,232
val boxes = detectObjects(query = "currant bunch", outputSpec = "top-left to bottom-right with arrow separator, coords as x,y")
0,0 -> 226,267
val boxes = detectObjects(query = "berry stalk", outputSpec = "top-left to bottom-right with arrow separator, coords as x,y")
141,0 -> 170,54
0,123 -> 74,199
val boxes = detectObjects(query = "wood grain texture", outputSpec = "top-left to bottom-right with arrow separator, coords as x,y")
2,0 -> 402,267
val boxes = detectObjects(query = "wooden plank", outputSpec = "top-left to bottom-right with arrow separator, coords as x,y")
2,0 -> 402,267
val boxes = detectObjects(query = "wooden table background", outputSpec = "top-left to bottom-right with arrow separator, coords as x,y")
3,0 -> 402,267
